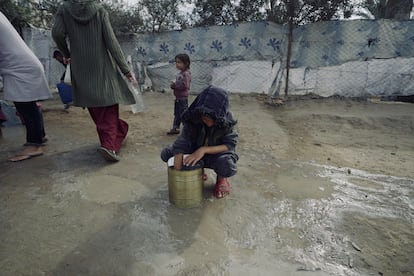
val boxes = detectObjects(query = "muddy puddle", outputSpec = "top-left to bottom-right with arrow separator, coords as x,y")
1,144 -> 412,275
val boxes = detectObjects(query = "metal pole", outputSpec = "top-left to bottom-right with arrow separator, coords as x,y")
284,0 -> 294,98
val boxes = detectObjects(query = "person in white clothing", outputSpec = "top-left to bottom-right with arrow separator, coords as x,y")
0,12 -> 52,161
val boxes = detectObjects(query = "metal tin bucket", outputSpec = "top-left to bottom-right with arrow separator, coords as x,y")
168,167 -> 203,208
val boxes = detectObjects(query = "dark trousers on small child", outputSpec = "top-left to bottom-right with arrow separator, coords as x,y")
172,99 -> 188,130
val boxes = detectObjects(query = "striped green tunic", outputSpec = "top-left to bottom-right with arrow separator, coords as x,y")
52,0 -> 135,107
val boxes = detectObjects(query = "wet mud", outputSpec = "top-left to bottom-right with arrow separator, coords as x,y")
0,92 -> 413,275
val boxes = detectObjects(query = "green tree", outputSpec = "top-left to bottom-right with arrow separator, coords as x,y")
139,0 -> 184,32
0,0 -> 36,34
267,0 -> 353,25
192,0 -> 237,26
101,0 -> 143,33
356,0 -> 413,19
36,0 -> 62,29
1,0 -> 143,34
236,0 -> 267,22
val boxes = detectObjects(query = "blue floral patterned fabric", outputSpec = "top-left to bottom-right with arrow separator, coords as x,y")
132,21 -> 285,65
131,19 -> 414,68
290,19 -> 414,68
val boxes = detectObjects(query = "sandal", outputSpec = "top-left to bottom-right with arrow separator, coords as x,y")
8,153 -> 43,162
8,146 -> 43,162
167,128 -> 180,135
214,177 -> 230,199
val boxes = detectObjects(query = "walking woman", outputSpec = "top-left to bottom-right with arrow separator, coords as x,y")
52,0 -> 137,162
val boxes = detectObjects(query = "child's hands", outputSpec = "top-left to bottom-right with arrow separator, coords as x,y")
174,153 -> 183,170
170,80 -> 175,89
183,148 -> 205,167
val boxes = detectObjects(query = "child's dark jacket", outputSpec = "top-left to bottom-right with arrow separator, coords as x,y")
171,86 -> 238,155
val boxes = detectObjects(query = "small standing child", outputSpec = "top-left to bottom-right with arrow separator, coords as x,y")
161,85 -> 239,199
167,53 -> 192,135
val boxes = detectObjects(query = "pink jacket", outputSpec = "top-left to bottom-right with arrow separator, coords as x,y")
172,70 -> 191,100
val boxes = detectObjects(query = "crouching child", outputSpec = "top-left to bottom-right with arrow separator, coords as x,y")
161,85 -> 239,199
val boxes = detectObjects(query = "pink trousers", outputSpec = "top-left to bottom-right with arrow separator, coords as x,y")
88,104 -> 128,152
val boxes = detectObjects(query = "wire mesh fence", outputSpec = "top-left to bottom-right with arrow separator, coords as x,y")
121,18 -> 414,99
279,19 -> 414,99
18,16 -> 414,100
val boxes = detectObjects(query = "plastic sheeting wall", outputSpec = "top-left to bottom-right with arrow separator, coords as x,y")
119,21 -> 285,94
290,20 -> 414,68
22,19 -> 414,97
122,19 -> 414,96
285,58 -> 414,97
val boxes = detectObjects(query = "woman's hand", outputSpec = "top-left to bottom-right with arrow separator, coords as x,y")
126,72 -> 138,87
183,147 -> 205,167
63,57 -> 71,64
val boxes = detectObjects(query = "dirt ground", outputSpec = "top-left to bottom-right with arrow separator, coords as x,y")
0,91 -> 413,276
253,94 -> 414,179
